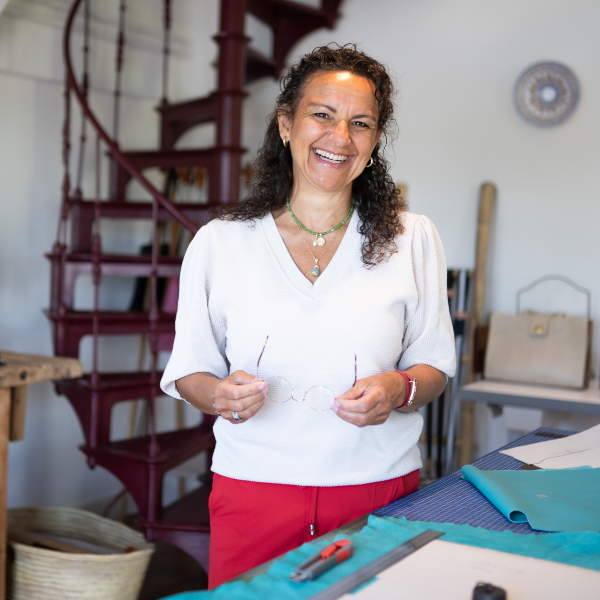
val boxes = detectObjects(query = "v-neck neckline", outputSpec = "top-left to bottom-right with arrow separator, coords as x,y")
261,209 -> 360,298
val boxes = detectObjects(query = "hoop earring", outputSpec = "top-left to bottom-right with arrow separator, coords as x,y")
283,137 -> 289,148
366,157 -> 374,167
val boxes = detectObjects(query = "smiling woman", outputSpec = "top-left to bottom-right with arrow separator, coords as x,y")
160,44 -> 456,589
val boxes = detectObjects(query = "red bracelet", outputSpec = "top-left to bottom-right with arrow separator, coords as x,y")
395,370 -> 417,409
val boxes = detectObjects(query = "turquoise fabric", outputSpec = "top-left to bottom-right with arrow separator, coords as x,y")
161,515 -> 600,599
462,465 -> 600,532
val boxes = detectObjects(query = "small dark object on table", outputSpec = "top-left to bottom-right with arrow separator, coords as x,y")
534,431 -> 566,439
519,463 -> 541,471
473,581 -> 507,600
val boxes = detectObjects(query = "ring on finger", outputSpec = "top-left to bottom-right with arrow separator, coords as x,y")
232,411 -> 242,422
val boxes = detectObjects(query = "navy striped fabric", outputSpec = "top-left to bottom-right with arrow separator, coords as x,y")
374,428 -> 574,534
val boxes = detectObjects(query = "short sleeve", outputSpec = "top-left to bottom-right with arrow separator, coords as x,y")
160,225 -> 229,399
398,215 -> 456,378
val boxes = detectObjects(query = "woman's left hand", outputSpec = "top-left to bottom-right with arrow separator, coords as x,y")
332,371 -> 405,427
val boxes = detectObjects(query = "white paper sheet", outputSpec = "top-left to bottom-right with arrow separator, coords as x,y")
342,539 -> 600,600
499,424 -> 600,468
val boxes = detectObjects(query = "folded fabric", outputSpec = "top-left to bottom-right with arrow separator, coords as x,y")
462,465 -> 600,532
161,514 -> 600,599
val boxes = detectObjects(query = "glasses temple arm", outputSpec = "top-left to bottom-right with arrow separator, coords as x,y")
257,336 -> 269,380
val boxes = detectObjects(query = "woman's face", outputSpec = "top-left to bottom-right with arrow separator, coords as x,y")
279,71 -> 382,195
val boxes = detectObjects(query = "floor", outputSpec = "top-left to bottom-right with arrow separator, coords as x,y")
125,517 -> 208,600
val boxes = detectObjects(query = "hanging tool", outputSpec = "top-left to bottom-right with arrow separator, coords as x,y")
289,540 -> 354,582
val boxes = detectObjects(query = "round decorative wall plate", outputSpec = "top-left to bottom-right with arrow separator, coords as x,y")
514,61 -> 579,127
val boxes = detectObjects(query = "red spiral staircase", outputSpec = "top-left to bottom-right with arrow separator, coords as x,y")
46,0 -> 343,572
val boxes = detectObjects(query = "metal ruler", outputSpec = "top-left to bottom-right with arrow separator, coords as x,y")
308,529 -> 445,600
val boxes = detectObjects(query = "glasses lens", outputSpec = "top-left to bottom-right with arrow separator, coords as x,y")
304,385 -> 335,411
265,376 -> 292,404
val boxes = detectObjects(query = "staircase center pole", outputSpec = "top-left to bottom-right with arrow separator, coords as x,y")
213,0 -> 248,205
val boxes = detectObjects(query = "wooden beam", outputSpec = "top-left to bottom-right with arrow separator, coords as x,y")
458,183 -> 496,467
0,352 -> 82,390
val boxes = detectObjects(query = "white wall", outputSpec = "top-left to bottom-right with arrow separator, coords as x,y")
1,0 -> 599,512
242,0 -> 600,456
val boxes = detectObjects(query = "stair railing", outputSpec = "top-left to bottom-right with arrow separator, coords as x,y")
59,0 -> 201,471
62,0 -> 199,232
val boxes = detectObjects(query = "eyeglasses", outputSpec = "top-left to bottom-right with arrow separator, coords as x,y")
257,336 -> 357,412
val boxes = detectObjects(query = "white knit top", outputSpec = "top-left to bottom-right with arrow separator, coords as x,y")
161,210 -> 456,487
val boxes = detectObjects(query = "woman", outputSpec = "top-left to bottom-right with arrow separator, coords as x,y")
161,44 -> 455,588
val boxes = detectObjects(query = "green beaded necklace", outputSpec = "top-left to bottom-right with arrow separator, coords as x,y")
286,196 -> 354,248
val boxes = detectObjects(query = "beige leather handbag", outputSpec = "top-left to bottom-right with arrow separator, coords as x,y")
484,276 -> 592,389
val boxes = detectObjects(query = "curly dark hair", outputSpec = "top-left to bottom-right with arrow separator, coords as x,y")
219,43 -> 407,266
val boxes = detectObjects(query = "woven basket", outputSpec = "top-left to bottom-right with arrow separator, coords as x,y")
7,507 -> 154,600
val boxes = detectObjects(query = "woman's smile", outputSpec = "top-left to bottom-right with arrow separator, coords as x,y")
311,147 -> 353,167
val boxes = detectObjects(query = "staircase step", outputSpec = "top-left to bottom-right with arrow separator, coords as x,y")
56,371 -> 164,401
157,48 -> 279,145
62,253 -> 181,279
69,199 -> 210,253
246,47 -> 279,84
83,423 -> 214,465
157,94 -> 216,150
55,371 -> 165,447
71,199 -> 211,221
47,309 -> 175,329
63,253 -> 183,265
142,483 -> 211,531
248,0 -> 341,68
80,421 -> 216,522
56,252 -> 182,276
46,310 -> 175,357
110,147 -> 245,201
248,0 -> 334,25
121,148 -> 215,171
47,253 -> 182,312
139,483 -> 212,572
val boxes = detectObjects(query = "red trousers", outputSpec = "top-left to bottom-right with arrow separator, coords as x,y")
208,470 -> 419,589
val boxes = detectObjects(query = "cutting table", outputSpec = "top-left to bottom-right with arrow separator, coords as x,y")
162,427 -> 600,600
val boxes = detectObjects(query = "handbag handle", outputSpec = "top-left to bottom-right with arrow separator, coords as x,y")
516,275 -> 591,319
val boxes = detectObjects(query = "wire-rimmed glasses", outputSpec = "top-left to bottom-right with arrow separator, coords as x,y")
257,336 -> 357,412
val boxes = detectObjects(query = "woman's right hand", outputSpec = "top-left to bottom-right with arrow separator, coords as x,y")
212,371 -> 267,424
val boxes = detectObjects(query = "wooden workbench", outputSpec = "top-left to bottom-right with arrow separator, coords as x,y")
0,351 -> 82,600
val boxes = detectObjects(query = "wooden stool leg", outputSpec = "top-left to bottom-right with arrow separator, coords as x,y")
9,386 -> 26,442
0,388 -> 11,600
